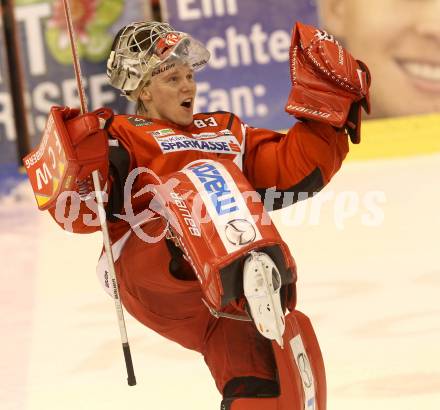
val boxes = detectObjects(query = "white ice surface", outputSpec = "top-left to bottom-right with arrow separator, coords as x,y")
1,154 -> 439,410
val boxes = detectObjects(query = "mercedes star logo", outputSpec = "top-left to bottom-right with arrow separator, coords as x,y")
224,219 -> 256,246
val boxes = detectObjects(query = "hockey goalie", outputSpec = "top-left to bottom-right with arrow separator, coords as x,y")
24,21 -> 370,409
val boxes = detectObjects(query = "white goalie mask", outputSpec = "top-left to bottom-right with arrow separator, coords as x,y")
106,21 -> 210,101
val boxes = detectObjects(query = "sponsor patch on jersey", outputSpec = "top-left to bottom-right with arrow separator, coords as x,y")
153,130 -> 241,155
127,117 -> 153,127
150,128 -> 175,137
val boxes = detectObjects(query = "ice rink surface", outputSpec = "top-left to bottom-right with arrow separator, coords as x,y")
1,153 -> 439,410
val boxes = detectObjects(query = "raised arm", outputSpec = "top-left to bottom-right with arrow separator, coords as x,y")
243,22 -> 371,210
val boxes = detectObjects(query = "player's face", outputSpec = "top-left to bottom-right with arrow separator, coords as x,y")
140,64 -> 196,126
319,0 -> 440,118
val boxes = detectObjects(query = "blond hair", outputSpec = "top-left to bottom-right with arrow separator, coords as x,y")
134,79 -> 151,116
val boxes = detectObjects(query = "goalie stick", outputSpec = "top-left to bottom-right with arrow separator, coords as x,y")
61,0 -> 136,386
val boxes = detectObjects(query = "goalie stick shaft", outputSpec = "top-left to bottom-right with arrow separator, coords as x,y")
61,0 -> 136,386
62,0 -> 87,114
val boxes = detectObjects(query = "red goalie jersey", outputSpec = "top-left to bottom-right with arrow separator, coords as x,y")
49,111 -> 348,239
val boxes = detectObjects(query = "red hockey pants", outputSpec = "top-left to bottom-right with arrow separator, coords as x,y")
115,219 -> 277,393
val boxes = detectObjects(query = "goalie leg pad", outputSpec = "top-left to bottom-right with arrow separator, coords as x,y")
154,159 -> 297,313
222,310 -> 326,410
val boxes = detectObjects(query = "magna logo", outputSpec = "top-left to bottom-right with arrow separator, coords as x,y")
183,160 -> 262,254
190,163 -> 239,215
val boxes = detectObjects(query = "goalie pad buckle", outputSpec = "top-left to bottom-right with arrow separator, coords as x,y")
243,251 -> 285,347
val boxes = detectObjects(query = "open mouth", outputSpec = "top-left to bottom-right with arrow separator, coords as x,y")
180,98 -> 193,109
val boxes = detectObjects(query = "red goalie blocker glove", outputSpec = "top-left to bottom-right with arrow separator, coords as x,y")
285,21 -> 371,143
23,106 -> 112,210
